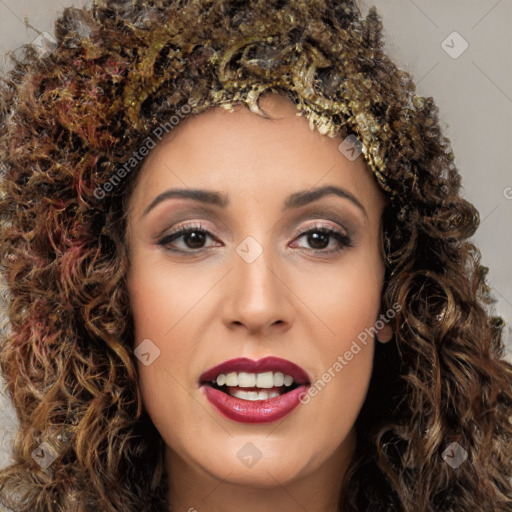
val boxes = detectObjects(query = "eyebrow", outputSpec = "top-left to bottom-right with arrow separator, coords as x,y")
141,184 -> 367,219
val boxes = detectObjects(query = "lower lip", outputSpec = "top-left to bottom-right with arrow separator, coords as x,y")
201,385 -> 310,423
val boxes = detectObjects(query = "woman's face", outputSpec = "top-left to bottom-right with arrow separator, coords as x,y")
126,93 -> 387,490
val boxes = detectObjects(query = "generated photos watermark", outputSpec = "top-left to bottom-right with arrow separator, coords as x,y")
94,98 -> 197,200
134,338 -> 161,366
236,441 -> 263,469
441,441 -> 468,469
298,302 -> 402,405
441,31 -> 469,60
338,134 -> 363,161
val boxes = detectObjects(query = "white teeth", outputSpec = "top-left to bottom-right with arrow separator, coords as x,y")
230,389 -> 259,401
225,372 -> 238,386
213,371 -> 296,388
237,372 -> 256,387
255,371 -> 274,388
283,374 -> 293,386
230,389 -> 282,400
273,372 -> 284,386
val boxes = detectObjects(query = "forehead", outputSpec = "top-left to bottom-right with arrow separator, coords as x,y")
127,93 -> 385,218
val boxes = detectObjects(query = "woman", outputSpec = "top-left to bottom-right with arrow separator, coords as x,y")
0,0 -> 510,511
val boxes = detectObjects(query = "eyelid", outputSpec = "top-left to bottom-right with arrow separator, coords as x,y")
292,220 -> 349,238
153,219 -> 220,244
157,217 -> 349,243
156,219 -> 354,254
283,206 -> 358,235
290,222 -> 354,253
165,221 -> 212,238
150,206 -> 231,240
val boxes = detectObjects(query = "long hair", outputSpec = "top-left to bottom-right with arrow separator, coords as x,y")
0,0 -> 510,510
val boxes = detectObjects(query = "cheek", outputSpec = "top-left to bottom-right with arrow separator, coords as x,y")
127,254 -> 212,341
293,252 -> 383,416
297,249 -> 384,338
126,256 -> 215,427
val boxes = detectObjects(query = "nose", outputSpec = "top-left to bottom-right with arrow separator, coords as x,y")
222,245 -> 295,336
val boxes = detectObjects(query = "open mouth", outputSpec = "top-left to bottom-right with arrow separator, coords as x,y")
200,360 -> 311,422
203,371 -> 302,401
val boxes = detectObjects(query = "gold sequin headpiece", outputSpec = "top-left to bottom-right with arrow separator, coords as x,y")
104,0 -> 454,200
1,0 -> 456,204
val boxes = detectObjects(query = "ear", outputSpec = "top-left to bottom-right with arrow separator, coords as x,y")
375,322 -> 393,343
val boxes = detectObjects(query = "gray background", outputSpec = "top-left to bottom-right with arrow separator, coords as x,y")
0,0 -> 511,474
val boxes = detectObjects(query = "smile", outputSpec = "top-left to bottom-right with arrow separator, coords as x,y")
199,356 -> 311,423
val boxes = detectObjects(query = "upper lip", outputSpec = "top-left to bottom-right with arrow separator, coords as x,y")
199,356 -> 311,386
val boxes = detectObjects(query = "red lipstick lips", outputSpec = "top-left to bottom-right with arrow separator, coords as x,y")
199,356 -> 311,424
199,356 -> 310,385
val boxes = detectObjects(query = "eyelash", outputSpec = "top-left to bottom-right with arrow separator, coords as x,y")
156,222 -> 353,255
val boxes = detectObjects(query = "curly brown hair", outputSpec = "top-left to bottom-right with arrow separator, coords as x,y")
0,0 -> 511,511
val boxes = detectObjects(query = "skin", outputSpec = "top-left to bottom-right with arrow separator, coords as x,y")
125,93 -> 392,512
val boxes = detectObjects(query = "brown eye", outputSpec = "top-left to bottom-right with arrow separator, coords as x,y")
157,224 -> 217,252
292,226 -> 353,253
178,230 -> 208,249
